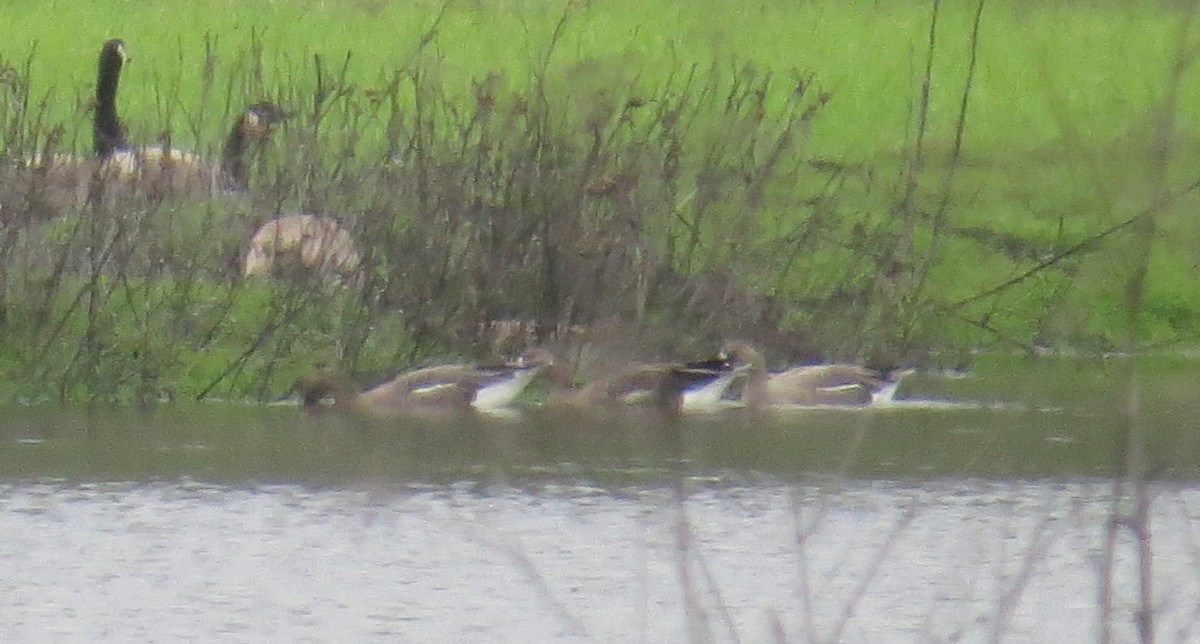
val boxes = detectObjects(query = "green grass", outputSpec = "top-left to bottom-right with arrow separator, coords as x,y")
5,0 -> 1198,158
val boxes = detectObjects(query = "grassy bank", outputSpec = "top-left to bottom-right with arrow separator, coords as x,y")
1,0 -> 1198,403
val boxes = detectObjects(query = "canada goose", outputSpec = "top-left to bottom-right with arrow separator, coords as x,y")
717,341 -> 906,408
12,39 -> 129,216
294,354 -> 548,415
21,103 -> 286,218
90,37 -> 197,184
92,38 -> 288,196
242,214 -> 362,280
23,39 -> 286,213
103,102 -> 289,198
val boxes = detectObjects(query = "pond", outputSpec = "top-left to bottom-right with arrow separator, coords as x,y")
2,354 -> 1198,642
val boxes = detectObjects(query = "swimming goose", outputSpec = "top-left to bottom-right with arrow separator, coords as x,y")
676,355 -> 748,411
717,341 -> 905,408
294,354 -> 548,415
538,350 -> 742,413
242,214 -> 362,281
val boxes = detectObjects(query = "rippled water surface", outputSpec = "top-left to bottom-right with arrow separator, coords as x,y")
2,355 -> 1199,642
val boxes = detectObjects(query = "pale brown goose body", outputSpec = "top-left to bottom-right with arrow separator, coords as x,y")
295,358 -> 546,416
242,214 -> 361,281
718,341 -> 902,409
537,350 -> 741,413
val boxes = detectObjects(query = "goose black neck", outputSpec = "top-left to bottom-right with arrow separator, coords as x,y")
93,40 -> 127,158
220,114 -> 250,192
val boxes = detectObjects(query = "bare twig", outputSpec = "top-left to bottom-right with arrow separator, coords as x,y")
987,514 -> 1057,643
824,503 -> 918,644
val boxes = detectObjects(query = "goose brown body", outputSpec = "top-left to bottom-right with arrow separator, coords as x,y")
538,350 -> 740,413
242,214 -> 361,280
295,358 -> 546,416
719,341 -> 897,408
98,101 -> 288,199
25,68 -> 287,214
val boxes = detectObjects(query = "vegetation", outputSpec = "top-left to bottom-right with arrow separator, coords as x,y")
1,0 -> 1199,404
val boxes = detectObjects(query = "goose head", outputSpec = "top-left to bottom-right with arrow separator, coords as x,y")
241,102 -> 290,139
221,102 -> 291,191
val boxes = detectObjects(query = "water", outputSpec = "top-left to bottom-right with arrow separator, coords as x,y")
2,354 -> 1199,642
